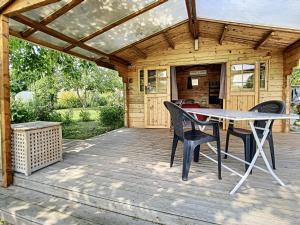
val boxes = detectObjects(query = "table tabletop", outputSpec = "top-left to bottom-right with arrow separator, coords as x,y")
184,108 -> 299,121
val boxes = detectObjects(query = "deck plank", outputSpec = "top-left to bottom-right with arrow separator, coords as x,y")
1,128 -> 300,225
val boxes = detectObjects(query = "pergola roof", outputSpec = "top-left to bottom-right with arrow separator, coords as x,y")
5,0 -> 300,70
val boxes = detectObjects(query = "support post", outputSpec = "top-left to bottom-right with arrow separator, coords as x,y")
0,14 -> 12,187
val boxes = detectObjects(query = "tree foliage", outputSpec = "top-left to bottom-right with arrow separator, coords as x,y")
291,69 -> 300,85
9,37 -> 123,108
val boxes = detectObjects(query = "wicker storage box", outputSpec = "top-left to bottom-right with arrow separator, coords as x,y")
11,121 -> 63,176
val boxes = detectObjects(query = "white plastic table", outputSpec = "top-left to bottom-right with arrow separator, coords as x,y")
184,108 -> 299,194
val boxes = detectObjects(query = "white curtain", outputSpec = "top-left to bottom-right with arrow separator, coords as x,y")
171,66 -> 178,100
219,63 -> 226,99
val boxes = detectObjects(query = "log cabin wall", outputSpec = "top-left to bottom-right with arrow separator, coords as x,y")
122,24 -> 285,131
176,64 -> 222,108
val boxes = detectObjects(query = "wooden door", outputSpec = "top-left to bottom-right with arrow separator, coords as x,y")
226,62 -> 259,128
144,67 -> 170,128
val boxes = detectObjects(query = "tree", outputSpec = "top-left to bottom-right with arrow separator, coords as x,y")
60,56 -> 122,108
291,69 -> 300,85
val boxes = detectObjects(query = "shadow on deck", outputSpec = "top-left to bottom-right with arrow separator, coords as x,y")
1,128 -> 300,225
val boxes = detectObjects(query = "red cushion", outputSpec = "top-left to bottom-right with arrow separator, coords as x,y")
181,103 -> 206,121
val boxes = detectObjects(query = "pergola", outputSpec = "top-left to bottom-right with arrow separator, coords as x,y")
1,0 -> 300,188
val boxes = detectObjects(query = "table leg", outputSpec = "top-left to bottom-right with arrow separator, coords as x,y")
229,120 -> 285,195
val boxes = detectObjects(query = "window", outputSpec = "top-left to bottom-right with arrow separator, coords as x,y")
192,78 -> 199,86
231,64 -> 255,90
259,62 -> 267,89
146,69 -> 167,93
139,70 -> 144,92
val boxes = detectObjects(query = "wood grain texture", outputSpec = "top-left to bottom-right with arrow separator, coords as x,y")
0,14 -> 12,187
3,0 -> 60,16
2,128 -> 300,225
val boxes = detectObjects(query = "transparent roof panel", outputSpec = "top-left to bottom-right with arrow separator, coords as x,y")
9,19 -> 29,32
86,0 -> 187,54
197,0 -> 300,30
71,47 -> 100,59
31,31 -> 69,48
48,0 -> 156,40
23,0 -> 70,22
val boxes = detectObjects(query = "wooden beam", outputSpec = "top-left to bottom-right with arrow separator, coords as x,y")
132,46 -> 147,59
10,29 -> 117,71
63,0 -> 167,52
162,31 -> 175,49
254,31 -> 274,50
11,14 -> 130,66
219,24 -> 229,45
284,38 -> 300,53
185,0 -> 199,39
0,14 -> 12,188
3,0 -> 60,16
22,0 -> 84,38
0,0 -> 13,12
95,59 -> 115,70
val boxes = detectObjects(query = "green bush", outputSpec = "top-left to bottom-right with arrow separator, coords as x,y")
99,105 -> 124,129
49,111 -> 63,122
57,91 -> 81,109
79,109 -> 91,121
11,100 -> 36,123
62,109 -> 74,125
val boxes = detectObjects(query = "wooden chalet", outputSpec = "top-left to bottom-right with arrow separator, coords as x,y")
1,0 -> 300,189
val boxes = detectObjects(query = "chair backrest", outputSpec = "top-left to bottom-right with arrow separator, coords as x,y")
164,101 -> 193,139
249,100 -> 285,129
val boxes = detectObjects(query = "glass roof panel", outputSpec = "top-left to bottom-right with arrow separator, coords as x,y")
196,0 -> 300,30
31,31 -> 69,48
23,0 -> 70,22
48,0 -> 156,40
86,0 -> 187,54
71,47 -> 99,59
9,19 -> 29,32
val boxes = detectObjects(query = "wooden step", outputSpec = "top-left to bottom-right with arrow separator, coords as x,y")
0,185 -> 167,225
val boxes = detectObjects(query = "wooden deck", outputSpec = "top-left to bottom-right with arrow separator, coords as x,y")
1,128 -> 300,225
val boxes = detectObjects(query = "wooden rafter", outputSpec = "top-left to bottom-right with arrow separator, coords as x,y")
10,29 -> 117,70
219,24 -> 229,45
185,0 -> 199,39
162,31 -> 175,49
3,0 -> 60,16
63,0 -> 167,52
0,0 -> 13,12
22,0 -> 84,38
132,46 -> 147,59
12,14 -> 130,66
284,38 -> 300,53
254,31 -> 274,50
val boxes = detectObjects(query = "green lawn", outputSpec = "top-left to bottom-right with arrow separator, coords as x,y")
55,107 -> 115,139
62,121 -> 112,139
55,107 -> 99,121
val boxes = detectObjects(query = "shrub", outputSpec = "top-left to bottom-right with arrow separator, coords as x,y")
99,105 -> 124,129
57,91 -> 81,109
11,100 -> 36,123
62,109 -> 74,125
79,109 -> 91,121
49,111 -> 63,122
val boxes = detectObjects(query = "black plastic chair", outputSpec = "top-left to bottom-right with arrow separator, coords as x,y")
224,100 -> 285,171
164,101 -> 222,181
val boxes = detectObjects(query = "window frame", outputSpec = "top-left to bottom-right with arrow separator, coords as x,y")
230,63 -> 256,91
138,69 -> 145,93
230,61 -> 269,92
258,61 -> 269,90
